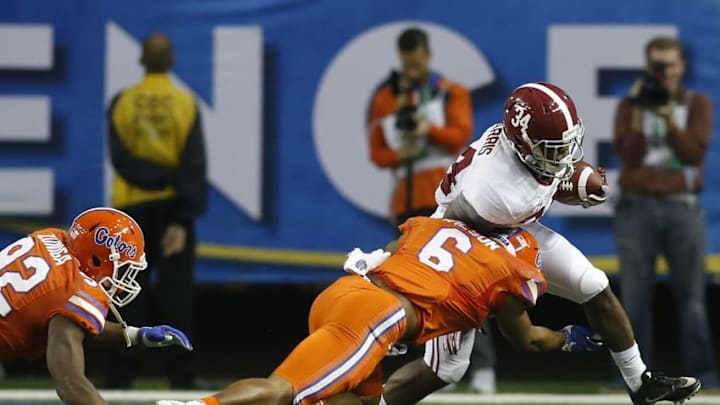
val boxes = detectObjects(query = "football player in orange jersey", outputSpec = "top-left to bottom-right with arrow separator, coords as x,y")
157,199 -> 602,405
0,207 -> 192,405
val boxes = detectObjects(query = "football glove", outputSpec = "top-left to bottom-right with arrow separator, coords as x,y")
134,325 -> 193,351
581,167 -> 609,208
343,248 -> 390,276
560,325 -> 604,352
386,343 -> 408,357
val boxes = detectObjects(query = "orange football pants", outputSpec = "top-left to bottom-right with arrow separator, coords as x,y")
273,275 -> 407,405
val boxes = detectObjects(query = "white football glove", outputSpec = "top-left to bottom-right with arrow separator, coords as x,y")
343,248 -> 390,276
580,185 -> 609,208
580,167 -> 610,208
386,343 -> 408,357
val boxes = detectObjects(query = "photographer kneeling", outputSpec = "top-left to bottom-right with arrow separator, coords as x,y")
612,36 -> 719,388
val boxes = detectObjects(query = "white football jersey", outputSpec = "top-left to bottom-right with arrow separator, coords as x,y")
433,123 -> 559,227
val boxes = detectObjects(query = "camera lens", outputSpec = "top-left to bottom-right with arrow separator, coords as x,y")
395,105 -> 419,131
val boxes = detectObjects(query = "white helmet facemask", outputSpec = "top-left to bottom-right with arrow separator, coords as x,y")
523,122 -> 584,179
99,246 -> 147,308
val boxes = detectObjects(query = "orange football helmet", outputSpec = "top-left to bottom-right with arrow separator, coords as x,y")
491,229 -> 542,269
67,207 -> 147,307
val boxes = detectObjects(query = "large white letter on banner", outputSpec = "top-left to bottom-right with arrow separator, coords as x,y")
0,24 -> 54,214
547,25 -> 676,217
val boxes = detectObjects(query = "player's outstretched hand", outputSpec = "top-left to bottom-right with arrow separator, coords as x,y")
137,325 -> 193,351
343,248 -> 390,276
560,325 -> 604,352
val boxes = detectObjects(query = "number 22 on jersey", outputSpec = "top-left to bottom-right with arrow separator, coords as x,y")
0,237 -> 50,316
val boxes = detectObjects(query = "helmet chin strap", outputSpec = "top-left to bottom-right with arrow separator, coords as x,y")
107,244 -> 132,348
109,302 -> 132,348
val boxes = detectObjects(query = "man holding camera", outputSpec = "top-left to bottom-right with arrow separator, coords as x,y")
613,36 -> 718,387
368,27 -> 472,227
368,27 -> 498,393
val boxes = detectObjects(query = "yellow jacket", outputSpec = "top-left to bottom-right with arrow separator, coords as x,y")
108,73 -> 207,222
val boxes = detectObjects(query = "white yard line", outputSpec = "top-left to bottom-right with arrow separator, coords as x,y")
0,390 -> 717,404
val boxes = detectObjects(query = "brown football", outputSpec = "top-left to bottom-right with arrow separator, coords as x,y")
553,161 -> 606,205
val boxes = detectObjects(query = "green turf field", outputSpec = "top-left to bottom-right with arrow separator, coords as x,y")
0,377 -> 610,392
0,378 -> 716,404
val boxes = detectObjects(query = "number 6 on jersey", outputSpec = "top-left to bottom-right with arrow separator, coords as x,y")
418,228 -> 472,272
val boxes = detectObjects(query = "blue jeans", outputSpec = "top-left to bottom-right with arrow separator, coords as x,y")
614,193 -> 718,387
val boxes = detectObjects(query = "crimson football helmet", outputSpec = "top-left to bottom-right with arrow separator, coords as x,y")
67,207 -> 147,307
503,82 -> 584,179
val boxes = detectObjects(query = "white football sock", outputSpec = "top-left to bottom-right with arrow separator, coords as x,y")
610,342 -> 646,392
470,367 -> 497,394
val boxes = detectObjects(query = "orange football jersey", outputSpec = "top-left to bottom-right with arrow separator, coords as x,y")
371,217 -> 545,344
0,229 -> 110,361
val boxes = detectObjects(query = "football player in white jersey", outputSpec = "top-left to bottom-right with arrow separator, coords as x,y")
344,83 -> 700,405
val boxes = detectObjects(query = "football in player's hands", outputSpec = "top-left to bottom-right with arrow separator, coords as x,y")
553,161 -> 609,207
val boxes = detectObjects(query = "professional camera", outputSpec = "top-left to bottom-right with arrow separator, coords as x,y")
395,104 -> 419,132
629,61 -> 670,107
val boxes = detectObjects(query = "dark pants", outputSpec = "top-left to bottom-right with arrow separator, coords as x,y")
470,326 -> 496,371
614,193 -> 718,387
106,199 -> 197,387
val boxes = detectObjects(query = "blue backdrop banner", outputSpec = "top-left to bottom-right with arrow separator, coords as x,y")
2,0 -> 720,282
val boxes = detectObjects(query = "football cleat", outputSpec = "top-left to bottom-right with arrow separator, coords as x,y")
629,370 -> 701,405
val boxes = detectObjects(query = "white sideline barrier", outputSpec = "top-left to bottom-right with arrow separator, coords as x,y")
0,391 -> 718,404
